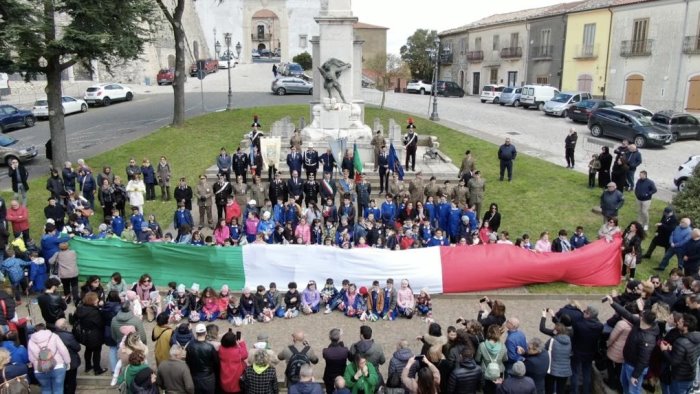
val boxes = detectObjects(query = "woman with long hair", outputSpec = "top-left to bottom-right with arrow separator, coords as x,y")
475,325 -> 507,394
218,329 -> 248,394
344,354 -> 379,394
75,292 -> 106,374
598,146 -> 613,187
621,221 -> 646,279
401,355 -> 441,394
131,274 -> 160,322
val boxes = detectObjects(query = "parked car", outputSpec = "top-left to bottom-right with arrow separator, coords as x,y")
406,80 -> 432,95
157,68 -> 175,85
568,99 -> 615,123
84,83 -> 134,106
218,56 -> 235,69
588,108 -> 672,148
499,87 -> 522,107
520,85 -> 559,110
0,105 -> 35,133
251,50 -> 261,58
650,110 -> 700,142
0,135 -> 38,165
673,155 -> 700,191
480,84 -> 505,103
613,105 -> 653,118
281,63 -> 304,77
436,81 -> 465,97
271,77 -> 313,95
189,59 -> 219,77
543,91 -> 592,117
32,96 -> 88,119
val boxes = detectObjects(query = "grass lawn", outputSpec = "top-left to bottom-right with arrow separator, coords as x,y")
3,104 -> 670,294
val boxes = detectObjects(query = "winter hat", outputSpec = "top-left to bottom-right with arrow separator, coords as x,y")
663,206 -> 674,213
194,323 -> 206,334
359,286 -> 368,296
220,284 -> 230,294
98,223 -> 108,232
249,199 -> 257,206
177,284 -> 186,294
126,290 -> 137,301
190,283 -> 200,293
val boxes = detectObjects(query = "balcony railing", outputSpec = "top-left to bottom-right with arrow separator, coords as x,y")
251,33 -> 271,41
440,52 -> 453,64
500,46 -> 522,59
531,45 -> 553,60
466,50 -> 484,62
620,39 -> 653,57
573,44 -> 599,59
683,36 -> 700,55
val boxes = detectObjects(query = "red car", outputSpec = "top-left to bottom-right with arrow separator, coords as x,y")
156,68 -> 175,85
189,59 -> 219,77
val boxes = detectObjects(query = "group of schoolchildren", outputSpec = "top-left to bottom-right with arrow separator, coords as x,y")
162,277 -> 434,325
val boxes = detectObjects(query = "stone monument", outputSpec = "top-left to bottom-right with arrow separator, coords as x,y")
302,0 -> 372,142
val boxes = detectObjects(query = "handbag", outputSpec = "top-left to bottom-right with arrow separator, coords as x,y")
623,253 -> 636,268
0,368 -> 29,394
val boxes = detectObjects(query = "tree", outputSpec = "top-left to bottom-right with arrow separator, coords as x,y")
365,54 -> 409,109
400,29 -> 438,81
0,0 -> 156,170
293,52 -> 312,71
155,0 -> 187,127
672,165 -> 700,225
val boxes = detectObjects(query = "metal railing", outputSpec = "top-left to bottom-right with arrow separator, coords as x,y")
466,50 -> 484,62
531,45 -> 553,60
500,46 -> 522,58
620,39 -> 653,57
251,33 -> 271,41
682,36 -> 700,54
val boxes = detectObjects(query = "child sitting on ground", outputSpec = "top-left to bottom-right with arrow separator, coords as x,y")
415,287 -> 432,318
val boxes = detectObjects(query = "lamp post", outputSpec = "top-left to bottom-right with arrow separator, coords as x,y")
430,37 -> 440,121
224,33 -> 233,111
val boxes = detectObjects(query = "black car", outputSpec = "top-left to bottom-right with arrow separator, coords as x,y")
588,108 -> 672,148
650,110 -> 700,142
435,81 -> 464,97
568,99 -> 615,123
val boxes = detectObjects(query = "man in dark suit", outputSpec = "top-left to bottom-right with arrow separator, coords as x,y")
287,170 -> 304,206
287,146 -> 303,175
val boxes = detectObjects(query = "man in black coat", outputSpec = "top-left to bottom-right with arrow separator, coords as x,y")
643,206 -> 678,259
304,144 -> 320,179
445,345 -> 482,394
497,138 -> 517,182
8,159 -> 29,206
569,305 -> 603,394
660,314 -> 700,394
605,296 -> 659,394
54,318 -> 81,394
232,148 -> 249,183
269,171 -> 288,204
682,228 -> 700,277
304,174 -> 320,207
212,174 -> 232,223
37,278 -> 67,330
173,177 -> 194,211
287,170 -> 304,206
322,328 -> 350,394
186,323 -> 219,394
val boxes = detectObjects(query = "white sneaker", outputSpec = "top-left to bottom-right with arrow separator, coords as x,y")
324,306 -> 331,314
110,376 -> 118,386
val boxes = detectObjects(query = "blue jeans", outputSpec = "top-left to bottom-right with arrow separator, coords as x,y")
658,247 -> 685,270
669,380 -> 692,394
35,367 -> 66,394
109,346 -> 119,372
571,355 -> 592,394
620,363 -> 647,394
417,305 -> 431,315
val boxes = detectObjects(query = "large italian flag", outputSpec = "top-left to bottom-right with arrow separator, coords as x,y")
70,237 -> 622,293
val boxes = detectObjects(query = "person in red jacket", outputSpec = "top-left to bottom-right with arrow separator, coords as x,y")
6,200 -> 29,243
225,197 -> 241,225
218,329 -> 248,394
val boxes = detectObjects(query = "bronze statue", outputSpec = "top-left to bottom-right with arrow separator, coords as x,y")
318,58 -> 351,103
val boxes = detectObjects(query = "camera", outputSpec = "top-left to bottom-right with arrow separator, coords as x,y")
479,297 -> 487,303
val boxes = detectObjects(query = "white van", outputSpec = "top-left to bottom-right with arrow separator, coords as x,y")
520,85 -> 559,110
0,73 -> 9,97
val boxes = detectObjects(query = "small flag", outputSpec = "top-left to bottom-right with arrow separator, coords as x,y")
353,143 -> 363,175
389,143 -> 404,180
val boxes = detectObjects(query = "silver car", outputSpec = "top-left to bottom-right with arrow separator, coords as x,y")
499,87 -> 522,107
271,77 -> 313,96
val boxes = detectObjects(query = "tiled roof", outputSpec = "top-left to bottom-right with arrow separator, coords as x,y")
439,0 -> 655,36
353,22 -> 389,30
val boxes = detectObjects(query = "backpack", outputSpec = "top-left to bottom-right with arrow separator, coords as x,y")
35,335 -> 57,373
69,313 -> 84,344
482,344 -> 501,381
284,345 -> 310,384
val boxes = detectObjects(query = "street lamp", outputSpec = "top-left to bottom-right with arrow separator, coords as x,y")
224,33 -> 233,111
430,36 -> 440,121
214,40 -> 221,59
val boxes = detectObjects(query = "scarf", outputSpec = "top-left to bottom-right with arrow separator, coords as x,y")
253,364 -> 269,374
136,283 -> 151,301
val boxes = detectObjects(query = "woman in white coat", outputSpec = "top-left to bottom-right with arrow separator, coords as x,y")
126,173 -> 146,213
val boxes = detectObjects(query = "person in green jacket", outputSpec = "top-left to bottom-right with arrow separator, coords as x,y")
118,350 -> 152,394
343,354 -> 379,394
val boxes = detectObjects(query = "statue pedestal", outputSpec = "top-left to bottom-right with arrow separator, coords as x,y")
302,97 -> 372,142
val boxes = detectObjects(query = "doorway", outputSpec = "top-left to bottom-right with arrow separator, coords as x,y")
624,74 -> 644,105
687,75 -> 700,111
472,72 -> 480,95
507,71 -> 517,87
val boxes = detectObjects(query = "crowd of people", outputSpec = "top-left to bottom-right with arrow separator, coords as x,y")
0,266 -> 697,394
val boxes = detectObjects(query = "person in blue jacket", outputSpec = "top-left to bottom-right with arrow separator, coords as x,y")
448,201 -> 463,243
40,224 -> 70,261
427,229 -> 450,247
364,200 -> 380,221
110,208 -> 125,236
424,196 -> 436,228
1,249 -> 30,302
380,194 -> 397,228
130,206 -> 144,238
140,159 -> 157,201
437,196 -> 451,232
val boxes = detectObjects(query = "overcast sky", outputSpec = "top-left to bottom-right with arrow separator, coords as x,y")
352,0 -> 581,55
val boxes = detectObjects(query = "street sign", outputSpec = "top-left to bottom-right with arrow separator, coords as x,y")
197,60 -> 206,80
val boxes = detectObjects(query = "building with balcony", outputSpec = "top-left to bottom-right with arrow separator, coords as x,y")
606,0 -> 700,110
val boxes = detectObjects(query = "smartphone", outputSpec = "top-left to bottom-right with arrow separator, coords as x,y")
601,297 -> 609,303
415,355 -> 424,361
479,297 -> 487,303
236,331 -> 241,341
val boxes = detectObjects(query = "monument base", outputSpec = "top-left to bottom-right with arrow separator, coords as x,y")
302,97 -> 372,142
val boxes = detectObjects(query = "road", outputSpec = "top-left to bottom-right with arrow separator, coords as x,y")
363,89 -> 700,199
0,89 -> 308,183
